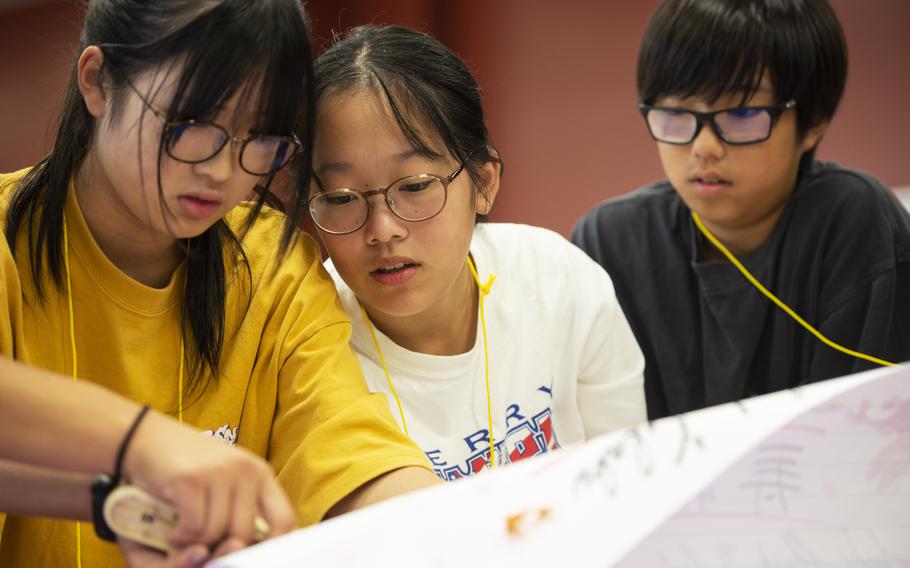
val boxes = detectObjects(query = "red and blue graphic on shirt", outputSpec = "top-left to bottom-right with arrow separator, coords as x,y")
427,401 -> 560,481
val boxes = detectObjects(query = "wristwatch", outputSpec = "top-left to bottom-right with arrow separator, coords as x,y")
91,473 -> 119,541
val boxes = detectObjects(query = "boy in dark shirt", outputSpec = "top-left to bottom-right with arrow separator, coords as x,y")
572,0 -> 910,419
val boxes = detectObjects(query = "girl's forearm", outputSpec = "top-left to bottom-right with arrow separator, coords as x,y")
0,356 -> 139,475
0,459 -> 92,519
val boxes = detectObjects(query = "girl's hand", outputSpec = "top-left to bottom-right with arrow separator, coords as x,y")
119,540 -> 208,568
121,409 -> 296,548
119,536 -> 247,567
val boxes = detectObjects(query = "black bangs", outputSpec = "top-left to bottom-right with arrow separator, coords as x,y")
637,0 -> 847,137
378,76 -> 449,162
638,0 -> 774,106
138,0 -> 314,249
96,1 -> 313,254
315,26 -> 494,190
313,26 -> 504,224
159,1 -> 311,139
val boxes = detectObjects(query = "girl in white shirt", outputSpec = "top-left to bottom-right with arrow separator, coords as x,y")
308,25 -> 647,480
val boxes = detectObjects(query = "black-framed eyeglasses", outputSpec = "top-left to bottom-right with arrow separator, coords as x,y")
639,100 -> 796,145
308,159 -> 470,235
121,77 -> 301,176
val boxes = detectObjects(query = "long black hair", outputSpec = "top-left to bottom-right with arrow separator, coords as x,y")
637,0 -> 847,168
5,0 -> 314,398
312,25 -> 501,216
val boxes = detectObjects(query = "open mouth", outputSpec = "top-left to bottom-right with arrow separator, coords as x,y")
178,195 -> 221,218
690,175 -> 732,195
369,259 -> 420,286
372,262 -> 417,274
692,177 -> 731,185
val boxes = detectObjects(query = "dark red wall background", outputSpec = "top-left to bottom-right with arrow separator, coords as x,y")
2,0 -> 908,236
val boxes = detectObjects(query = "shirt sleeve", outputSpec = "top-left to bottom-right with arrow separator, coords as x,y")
265,246 -> 431,526
569,244 -> 647,437
570,208 -> 608,266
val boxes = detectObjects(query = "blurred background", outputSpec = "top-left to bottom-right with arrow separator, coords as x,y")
1,0 -> 908,237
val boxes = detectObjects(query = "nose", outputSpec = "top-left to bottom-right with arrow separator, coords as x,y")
192,139 -> 240,184
691,121 -> 726,162
363,193 -> 408,245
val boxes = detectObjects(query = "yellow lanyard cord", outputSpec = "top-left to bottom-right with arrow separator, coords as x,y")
361,256 -> 498,469
178,253 -> 188,424
64,220 -> 185,567
361,306 -> 409,437
178,337 -> 185,423
63,219 -> 78,380
466,256 -> 496,468
63,219 -> 82,568
692,212 -> 896,367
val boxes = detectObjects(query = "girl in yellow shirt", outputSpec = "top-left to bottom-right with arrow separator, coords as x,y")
0,1 -> 437,566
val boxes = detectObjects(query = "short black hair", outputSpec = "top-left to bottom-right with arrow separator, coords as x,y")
637,0 -> 848,140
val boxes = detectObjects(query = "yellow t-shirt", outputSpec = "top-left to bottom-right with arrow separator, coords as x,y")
0,169 -> 430,566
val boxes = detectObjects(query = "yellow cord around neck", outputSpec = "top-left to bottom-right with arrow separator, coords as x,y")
691,211 -> 896,368
360,256 -> 498,470
63,218 -> 185,566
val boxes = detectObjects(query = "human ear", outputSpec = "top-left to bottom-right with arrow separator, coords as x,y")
474,150 -> 502,215
77,46 -> 107,118
799,120 -> 829,154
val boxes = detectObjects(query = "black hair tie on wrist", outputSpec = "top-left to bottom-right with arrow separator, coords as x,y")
91,404 -> 151,542
113,404 -> 151,480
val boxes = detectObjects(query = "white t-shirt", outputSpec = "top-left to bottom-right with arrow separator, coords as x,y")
325,223 -> 645,480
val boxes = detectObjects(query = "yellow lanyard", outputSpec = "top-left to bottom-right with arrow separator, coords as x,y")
360,256 -> 498,469
63,219 -> 185,566
692,211 -> 895,367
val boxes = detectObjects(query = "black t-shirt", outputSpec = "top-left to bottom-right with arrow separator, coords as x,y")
572,161 -> 910,419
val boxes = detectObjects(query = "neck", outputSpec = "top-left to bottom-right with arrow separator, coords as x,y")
698,201 -> 788,261
74,157 -> 184,288
366,261 -> 478,356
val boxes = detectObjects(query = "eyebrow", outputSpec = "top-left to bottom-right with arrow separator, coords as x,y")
315,148 -> 441,175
